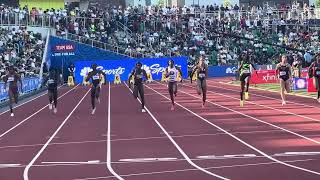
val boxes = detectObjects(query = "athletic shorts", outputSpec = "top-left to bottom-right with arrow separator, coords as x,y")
240,73 -> 251,82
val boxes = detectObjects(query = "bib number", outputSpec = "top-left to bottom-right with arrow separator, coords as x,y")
48,79 -> 55,84
280,71 -> 286,76
7,77 -> 14,82
92,75 -> 100,80
243,70 -> 250,74
198,73 -> 206,78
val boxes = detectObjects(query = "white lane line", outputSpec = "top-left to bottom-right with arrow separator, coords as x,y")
72,158 -> 317,180
213,80 -> 320,109
0,164 -> 21,167
147,83 -> 320,176
124,83 -> 229,180
0,85 -> 79,139
182,83 -> 320,145
205,82 -> 320,124
41,160 -> 100,164
119,158 -> 178,162
23,88 -> 90,180
0,85 -> 64,116
107,82 -> 124,180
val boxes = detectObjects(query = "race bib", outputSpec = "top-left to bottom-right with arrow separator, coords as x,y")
243,70 -> 250,74
48,79 -> 55,84
280,71 -> 286,76
316,71 -> 320,75
7,77 -> 14,82
136,74 -> 143,79
92,75 -> 100,80
198,73 -> 206,78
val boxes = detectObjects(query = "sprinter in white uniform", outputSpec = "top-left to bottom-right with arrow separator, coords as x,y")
165,59 -> 183,111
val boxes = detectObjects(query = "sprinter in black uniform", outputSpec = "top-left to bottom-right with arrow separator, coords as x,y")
3,66 -> 23,117
45,68 -> 60,114
238,54 -> 255,107
85,63 -> 106,115
191,56 -> 208,108
128,62 -> 148,112
308,55 -> 320,103
276,55 -> 292,106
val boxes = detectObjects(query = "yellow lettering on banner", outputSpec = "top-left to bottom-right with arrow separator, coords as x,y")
146,72 -> 153,83
161,71 -> 168,82
114,74 -> 121,84
67,76 -> 75,86
192,72 -> 197,81
82,75 -> 90,86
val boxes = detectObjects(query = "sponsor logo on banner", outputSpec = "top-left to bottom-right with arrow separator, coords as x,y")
52,44 -> 76,57
74,57 -> 188,83
226,67 -> 237,74
250,70 -> 278,84
293,78 -> 307,90
0,77 -> 41,102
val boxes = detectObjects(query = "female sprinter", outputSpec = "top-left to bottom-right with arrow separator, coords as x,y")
3,66 -> 23,117
308,55 -> 320,103
85,63 -> 106,115
46,68 -> 60,114
238,54 -> 255,107
276,55 -> 292,105
191,56 -> 208,108
165,59 -> 183,110
128,62 -> 148,112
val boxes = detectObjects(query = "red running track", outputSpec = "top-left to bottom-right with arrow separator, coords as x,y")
0,79 -> 319,180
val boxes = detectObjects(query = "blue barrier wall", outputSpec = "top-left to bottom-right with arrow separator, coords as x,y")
208,65 -> 238,77
46,36 -> 130,80
74,57 -> 188,83
0,77 -> 41,102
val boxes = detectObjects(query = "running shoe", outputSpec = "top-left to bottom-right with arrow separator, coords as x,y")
240,100 -> 244,107
49,103 -> 53,110
97,98 -> 101,104
91,108 -> 96,115
317,98 -> 320,103
245,92 -> 249,100
53,107 -> 57,114
10,113 -> 14,117
202,103 -> 205,108
282,101 -> 286,106
171,105 -> 175,111
142,108 -> 146,113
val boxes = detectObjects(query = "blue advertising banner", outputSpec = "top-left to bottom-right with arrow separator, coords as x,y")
208,65 -> 238,77
293,78 -> 307,90
0,77 -> 41,102
74,57 -> 188,83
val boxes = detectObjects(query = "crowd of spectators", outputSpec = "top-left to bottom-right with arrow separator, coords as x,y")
0,2 -> 319,71
0,26 -> 45,80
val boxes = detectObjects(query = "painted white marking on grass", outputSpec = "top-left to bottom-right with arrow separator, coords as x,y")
147,83 -> 320,176
119,157 -> 177,162
41,160 -> 100,164
206,82 -> 320,124
0,85 -> 64,116
214,80 -> 320,109
0,85 -> 79,139
23,88 -> 90,180
182,83 -> 320,145
107,82 -> 124,180
71,159 -> 317,180
124,83 -> 229,180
